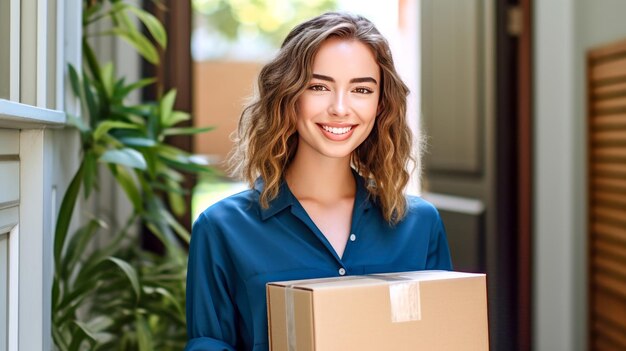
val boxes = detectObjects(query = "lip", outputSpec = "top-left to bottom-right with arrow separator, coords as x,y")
316,123 -> 356,141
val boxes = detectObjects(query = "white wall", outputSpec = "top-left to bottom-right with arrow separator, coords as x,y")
534,1 -> 626,350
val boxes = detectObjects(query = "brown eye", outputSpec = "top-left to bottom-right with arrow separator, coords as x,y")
309,84 -> 328,91
354,87 -> 374,94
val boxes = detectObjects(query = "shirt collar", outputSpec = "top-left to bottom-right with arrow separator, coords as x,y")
255,178 -> 294,220
255,169 -> 373,221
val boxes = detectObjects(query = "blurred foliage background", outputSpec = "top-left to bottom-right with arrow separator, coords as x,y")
191,0 -> 337,60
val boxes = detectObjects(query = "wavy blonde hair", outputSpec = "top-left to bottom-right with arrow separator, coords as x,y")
228,12 -> 413,224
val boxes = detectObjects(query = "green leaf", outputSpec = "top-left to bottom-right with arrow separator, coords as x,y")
161,208 -> 190,244
164,111 -> 190,128
68,323 -> 92,351
156,144 -> 189,161
82,38 -> 102,82
52,277 -> 60,311
68,64 -> 82,97
51,322 -> 69,350
107,257 -> 141,299
161,168 -> 184,182
152,182 -> 187,195
142,286 -> 184,317
111,104 -> 153,118
100,63 -> 115,98
66,113 -> 90,133
159,90 -> 177,126
54,163 -> 84,273
72,214 -> 137,287
109,164 -> 142,211
143,207 -> 181,252
166,181 -> 186,217
93,121 -> 140,141
128,7 -> 167,48
83,151 -> 97,198
112,3 -> 136,31
116,78 -> 156,100
156,145 -> 212,173
162,126 -> 214,136
60,219 -> 104,281
107,28 -> 159,64
161,157 -> 213,174
73,318 -> 115,346
119,137 -> 157,148
83,2 -> 103,24
142,151 -> 157,179
82,74 -> 99,127
85,315 -> 114,333
97,133 -> 124,149
73,321 -> 98,344
56,277 -> 105,317
108,2 -> 129,18
147,106 -> 160,139
99,148 -> 147,170
135,314 -> 154,351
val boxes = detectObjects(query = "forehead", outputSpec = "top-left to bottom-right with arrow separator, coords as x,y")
311,38 -> 380,81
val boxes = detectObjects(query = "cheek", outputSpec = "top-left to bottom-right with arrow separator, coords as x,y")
358,99 -> 379,121
297,95 -> 327,122
295,96 -> 311,117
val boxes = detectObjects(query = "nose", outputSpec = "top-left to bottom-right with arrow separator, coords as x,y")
328,92 -> 349,117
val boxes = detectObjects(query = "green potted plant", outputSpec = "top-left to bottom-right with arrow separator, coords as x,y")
52,1 -> 209,349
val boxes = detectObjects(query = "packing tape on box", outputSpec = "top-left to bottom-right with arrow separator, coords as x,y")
285,286 -> 296,351
284,276 -> 364,351
284,274 -> 421,350
372,274 -> 422,323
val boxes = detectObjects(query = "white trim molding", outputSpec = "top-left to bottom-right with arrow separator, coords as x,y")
9,0 -> 20,102
422,192 -> 485,215
0,99 -> 66,129
8,224 -> 19,351
36,0 -> 48,107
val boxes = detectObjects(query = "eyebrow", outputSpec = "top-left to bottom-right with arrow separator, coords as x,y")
312,73 -> 378,85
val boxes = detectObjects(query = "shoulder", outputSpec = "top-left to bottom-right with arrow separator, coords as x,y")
405,195 -> 440,219
396,195 -> 443,229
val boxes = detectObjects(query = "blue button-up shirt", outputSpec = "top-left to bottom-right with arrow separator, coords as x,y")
185,174 -> 452,351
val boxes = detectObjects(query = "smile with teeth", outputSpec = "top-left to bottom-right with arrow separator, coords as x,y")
321,125 -> 353,135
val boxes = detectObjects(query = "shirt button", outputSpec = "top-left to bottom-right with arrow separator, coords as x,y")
350,234 -> 356,242
338,268 -> 346,276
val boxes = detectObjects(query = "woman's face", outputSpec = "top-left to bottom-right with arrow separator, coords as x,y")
294,37 -> 380,162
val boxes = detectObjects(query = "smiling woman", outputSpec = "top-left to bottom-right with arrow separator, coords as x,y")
186,12 -> 452,351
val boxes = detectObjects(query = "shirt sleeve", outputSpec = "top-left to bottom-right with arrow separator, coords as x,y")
425,212 -> 453,270
185,213 -> 237,351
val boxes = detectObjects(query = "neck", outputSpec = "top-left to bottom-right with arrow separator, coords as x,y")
285,149 -> 355,203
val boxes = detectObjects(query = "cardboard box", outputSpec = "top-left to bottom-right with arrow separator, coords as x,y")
267,271 -> 488,351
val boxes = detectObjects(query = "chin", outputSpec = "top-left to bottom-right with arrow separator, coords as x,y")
317,147 -> 358,160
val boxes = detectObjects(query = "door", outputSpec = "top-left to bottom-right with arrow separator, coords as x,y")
420,0 -> 532,349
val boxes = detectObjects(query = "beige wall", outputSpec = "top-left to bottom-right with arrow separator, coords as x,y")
193,61 -> 263,170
